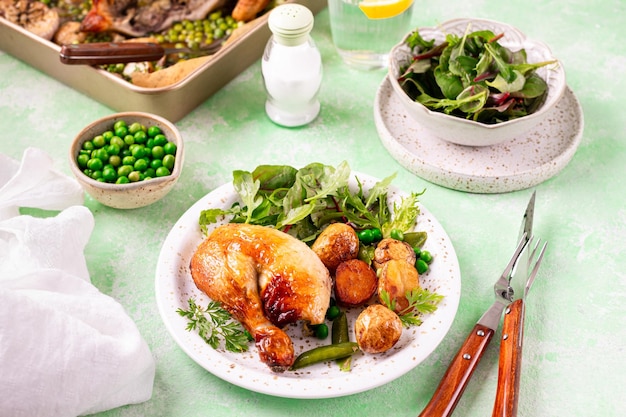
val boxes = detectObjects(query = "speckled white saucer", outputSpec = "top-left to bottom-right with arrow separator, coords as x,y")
374,75 -> 584,193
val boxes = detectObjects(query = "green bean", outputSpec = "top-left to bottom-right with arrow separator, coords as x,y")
331,312 -> 349,344
332,312 -> 353,371
290,342 -> 359,370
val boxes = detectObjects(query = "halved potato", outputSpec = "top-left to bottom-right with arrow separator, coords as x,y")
334,259 -> 378,307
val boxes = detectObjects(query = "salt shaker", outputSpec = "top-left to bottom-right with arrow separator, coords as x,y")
261,4 -> 322,127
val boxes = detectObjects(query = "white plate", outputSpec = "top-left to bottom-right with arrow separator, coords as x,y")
155,172 -> 461,399
374,75 -> 584,193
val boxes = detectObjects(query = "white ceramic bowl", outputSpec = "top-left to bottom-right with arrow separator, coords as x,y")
388,18 -> 566,147
69,112 -> 184,209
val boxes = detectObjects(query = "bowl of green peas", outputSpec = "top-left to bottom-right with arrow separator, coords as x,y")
69,112 -> 184,209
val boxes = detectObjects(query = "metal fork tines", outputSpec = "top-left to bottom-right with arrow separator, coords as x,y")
477,232 -> 530,329
524,238 -> 548,297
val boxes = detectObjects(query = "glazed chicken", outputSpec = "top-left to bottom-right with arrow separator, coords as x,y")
189,223 -> 332,372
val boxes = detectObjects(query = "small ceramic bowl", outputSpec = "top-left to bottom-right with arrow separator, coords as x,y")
69,111 -> 184,209
388,18 -> 566,147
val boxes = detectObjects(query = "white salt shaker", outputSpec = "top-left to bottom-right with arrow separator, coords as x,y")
261,4 -> 322,127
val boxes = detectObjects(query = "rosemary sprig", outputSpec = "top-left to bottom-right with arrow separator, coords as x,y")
177,298 -> 251,353
380,288 -> 444,327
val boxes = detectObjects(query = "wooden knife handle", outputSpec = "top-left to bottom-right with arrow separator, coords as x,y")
492,299 -> 525,417
59,42 -> 165,65
418,323 -> 495,417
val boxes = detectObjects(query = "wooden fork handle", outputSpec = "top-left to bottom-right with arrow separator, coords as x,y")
418,324 -> 495,417
492,299 -> 525,417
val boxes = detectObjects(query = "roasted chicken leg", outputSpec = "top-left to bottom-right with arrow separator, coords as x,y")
190,223 -> 331,372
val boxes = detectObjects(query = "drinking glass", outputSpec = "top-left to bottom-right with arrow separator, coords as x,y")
327,0 -> 415,70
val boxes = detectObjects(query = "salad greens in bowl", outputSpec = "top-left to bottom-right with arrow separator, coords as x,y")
388,18 -> 566,147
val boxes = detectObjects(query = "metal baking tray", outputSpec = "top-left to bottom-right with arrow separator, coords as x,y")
0,0 -> 326,122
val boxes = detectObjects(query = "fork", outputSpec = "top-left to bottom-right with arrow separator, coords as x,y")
492,238 -> 548,417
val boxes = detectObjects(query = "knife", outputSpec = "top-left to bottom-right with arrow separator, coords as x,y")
492,192 -> 547,417
417,193 -> 537,417
59,41 -> 224,66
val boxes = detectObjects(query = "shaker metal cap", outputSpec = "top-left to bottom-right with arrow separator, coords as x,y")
268,3 -> 314,46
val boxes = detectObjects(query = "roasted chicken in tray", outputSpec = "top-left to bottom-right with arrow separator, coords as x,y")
189,223 -> 332,372
79,0 -> 271,36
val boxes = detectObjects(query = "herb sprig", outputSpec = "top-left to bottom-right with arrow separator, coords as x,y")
177,298 -> 251,353
380,288 -> 445,327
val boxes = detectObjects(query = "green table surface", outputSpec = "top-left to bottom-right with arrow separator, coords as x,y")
1,1 -> 625,416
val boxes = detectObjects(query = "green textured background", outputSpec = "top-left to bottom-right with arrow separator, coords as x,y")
1,0 -> 625,416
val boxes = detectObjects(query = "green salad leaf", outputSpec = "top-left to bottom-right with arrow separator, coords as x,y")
198,161 -> 425,244
398,25 -> 558,124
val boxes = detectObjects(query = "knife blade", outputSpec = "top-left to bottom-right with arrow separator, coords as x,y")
59,41 -> 224,66
492,191 -> 543,417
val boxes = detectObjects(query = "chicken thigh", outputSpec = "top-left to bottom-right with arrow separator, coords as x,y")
189,223 -> 331,372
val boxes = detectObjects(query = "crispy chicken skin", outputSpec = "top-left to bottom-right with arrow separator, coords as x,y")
189,223 -> 331,372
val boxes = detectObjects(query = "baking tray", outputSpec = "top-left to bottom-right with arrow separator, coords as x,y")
0,0 -> 326,122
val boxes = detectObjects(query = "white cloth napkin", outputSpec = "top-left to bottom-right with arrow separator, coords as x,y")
0,148 -> 156,417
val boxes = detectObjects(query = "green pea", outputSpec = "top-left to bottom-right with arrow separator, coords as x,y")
326,305 -> 341,321
113,120 -> 127,131
420,250 -> 433,264
128,171 -> 141,182
155,166 -> 171,177
390,229 -> 404,241
151,145 -> 165,160
94,148 -> 109,162
102,130 -> 114,141
110,136 -> 125,149
131,145 -> 147,159
358,229 -> 374,245
77,154 -> 89,168
102,166 -> 117,182
77,119 -> 176,184
162,154 -> 175,170
109,155 -> 121,168
92,135 -> 106,148
115,125 -> 128,138
153,134 -> 167,146
107,143 -> 120,156
134,158 -> 148,172
117,165 -> 132,178
150,159 -> 162,169
87,158 -> 103,171
313,323 -> 329,339
147,125 -> 161,138
134,130 -> 147,144
416,259 -> 429,274
371,228 -> 383,242
128,122 -> 143,135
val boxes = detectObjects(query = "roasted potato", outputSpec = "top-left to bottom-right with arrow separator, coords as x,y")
311,223 -> 359,273
354,304 -> 403,354
334,259 -> 378,307
373,238 -> 417,270
377,259 -> 420,314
